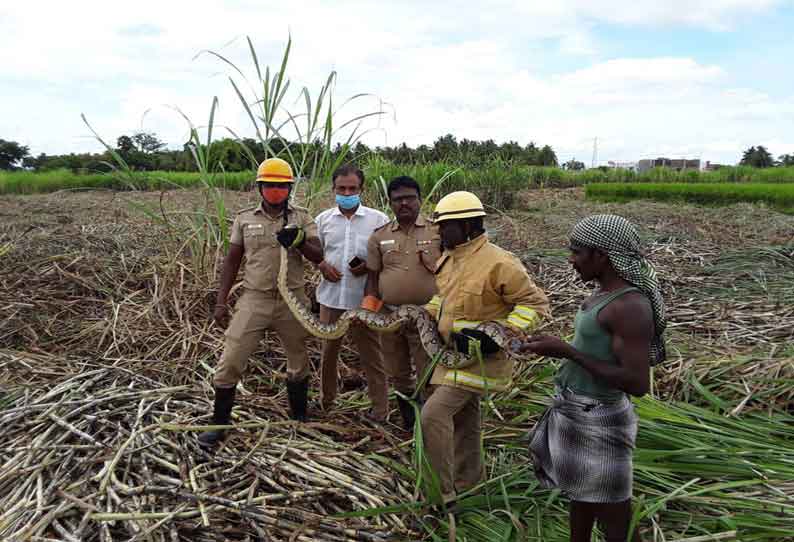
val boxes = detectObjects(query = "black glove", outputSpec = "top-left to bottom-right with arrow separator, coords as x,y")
276,226 -> 305,249
450,328 -> 500,356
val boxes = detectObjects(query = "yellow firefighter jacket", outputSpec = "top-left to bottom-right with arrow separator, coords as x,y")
425,234 -> 550,393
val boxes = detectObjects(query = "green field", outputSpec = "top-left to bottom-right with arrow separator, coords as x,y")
3,162 -> 794,200
0,169 -> 254,194
586,182 -> 794,212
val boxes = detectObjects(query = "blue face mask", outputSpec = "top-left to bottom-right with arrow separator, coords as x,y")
336,193 -> 360,210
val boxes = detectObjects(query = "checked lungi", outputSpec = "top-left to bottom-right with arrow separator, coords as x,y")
528,388 -> 638,503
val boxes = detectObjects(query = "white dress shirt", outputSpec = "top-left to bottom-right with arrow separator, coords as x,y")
315,205 -> 389,310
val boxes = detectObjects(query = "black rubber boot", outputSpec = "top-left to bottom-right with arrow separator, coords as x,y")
397,396 -> 416,431
287,378 -> 309,422
197,386 -> 236,448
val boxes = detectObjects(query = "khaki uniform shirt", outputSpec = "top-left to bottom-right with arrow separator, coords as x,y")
366,214 -> 442,306
428,234 -> 551,393
229,202 -> 318,292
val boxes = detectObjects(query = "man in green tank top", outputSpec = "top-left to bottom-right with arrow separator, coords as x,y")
518,214 -> 666,542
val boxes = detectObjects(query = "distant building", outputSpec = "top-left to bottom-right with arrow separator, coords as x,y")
637,158 -> 701,173
607,160 -> 638,172
703,161 -> 726,171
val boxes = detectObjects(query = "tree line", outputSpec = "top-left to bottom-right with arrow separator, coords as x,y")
0,133 -> 560,173
2,135 -> 792,172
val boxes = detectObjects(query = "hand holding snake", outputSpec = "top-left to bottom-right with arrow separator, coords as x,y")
276,245 -> 531,369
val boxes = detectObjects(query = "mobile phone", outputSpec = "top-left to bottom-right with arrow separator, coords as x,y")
348,256 -> 364,268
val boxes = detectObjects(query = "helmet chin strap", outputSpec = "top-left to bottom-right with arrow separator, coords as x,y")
279,185 -> 293,228
282,190 -> 290,228
463,221 -> 476,241
464,220 -> 486,242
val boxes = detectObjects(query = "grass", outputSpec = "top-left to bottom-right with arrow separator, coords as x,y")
365,156 -> 579,212
0,168 -> 254,194
350,374 -> 794,541
6,164 -> 794,199
581,165 -> 794,184
586,182 -> 794,212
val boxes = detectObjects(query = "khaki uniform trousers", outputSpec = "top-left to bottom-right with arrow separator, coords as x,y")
420,385 -> 484,499
320,305 -> 388,420
214,289 -> 311,388
381,312 -> 430,397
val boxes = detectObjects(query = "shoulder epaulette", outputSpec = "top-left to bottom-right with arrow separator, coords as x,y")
373,220 -> 395,233
237,206 -> 257,215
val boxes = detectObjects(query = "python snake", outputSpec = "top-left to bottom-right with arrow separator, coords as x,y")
277,245 -> 525,370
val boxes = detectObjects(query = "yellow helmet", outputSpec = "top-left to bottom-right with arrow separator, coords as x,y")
256,157 -> 294,183
433,191 -> 486,223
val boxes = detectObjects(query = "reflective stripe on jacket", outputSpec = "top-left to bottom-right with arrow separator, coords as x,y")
428,234 -> 551,394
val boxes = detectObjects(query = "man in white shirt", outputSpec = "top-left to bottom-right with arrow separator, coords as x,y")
315,164 -> 390,421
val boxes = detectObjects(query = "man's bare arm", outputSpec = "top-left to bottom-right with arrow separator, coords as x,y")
299,237 -> 323,264
364,270 -> 380,299
217,243 -> 244,305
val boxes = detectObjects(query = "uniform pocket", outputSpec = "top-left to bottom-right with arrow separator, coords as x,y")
242,223 -> 266,249
383,248 -> 402,267
417,239 -> 441,273
417,238 -> 442,260
461,280 -> 485,318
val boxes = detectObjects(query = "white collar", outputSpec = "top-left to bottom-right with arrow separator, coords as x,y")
332,204 -> 366,217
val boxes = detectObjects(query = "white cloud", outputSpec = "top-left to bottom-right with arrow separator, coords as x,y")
1,0 -> 792,165
567,0 -> 787,30
564,58 -> 723,86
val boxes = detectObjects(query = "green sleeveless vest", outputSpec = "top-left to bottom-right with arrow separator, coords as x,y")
554,286 -> 639,402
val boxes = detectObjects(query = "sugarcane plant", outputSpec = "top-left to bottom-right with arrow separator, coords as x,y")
82,36 -> 386,281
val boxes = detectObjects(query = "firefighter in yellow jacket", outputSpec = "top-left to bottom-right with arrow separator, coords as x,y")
420,191 -> 551,502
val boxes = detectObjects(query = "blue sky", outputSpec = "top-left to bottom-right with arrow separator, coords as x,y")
1,0 -> 792,165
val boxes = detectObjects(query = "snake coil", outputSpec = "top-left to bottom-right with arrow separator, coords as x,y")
276,246 -> 525,369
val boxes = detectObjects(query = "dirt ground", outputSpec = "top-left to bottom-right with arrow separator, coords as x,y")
1,187 -> 793,541
2,186 -> 793,397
